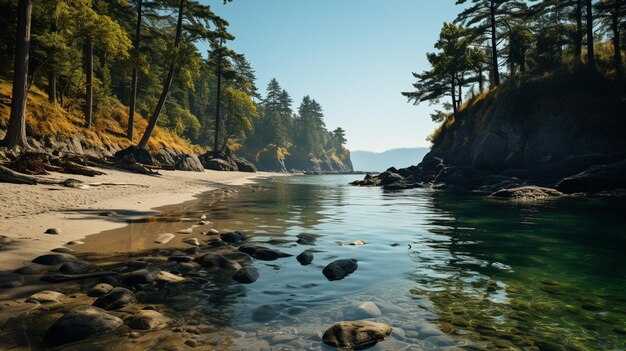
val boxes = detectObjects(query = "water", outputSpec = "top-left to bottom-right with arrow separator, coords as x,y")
4,174 -> 624,350
144,175 -> 625,350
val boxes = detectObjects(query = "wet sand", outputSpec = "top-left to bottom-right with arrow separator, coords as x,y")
0,168 -> 278,270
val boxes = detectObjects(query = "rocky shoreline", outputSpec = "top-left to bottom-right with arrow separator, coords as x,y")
0,199 -> 397,350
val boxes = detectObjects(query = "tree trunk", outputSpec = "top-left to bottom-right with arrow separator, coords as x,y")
451,78 -> 458,116
611,4 -> 623,76
213,44 -> 223,153
586,0 -> 596,70
574,0 -> 583,64
48,70 -> 57,104
2,0 -> 32,148
128,0 -> 143,141
137,0 -> 185,150
489,0 -> 500,86
457,74 -> 463,108
84,38 -> 93,128
477,66 -> 484,92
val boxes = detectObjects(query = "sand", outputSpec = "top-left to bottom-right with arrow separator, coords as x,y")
0,168 -> 274,270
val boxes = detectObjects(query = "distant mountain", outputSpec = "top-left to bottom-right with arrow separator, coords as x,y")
351,147 -> 430,172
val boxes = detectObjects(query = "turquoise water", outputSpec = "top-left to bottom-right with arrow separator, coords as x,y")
166,175 -> 626,350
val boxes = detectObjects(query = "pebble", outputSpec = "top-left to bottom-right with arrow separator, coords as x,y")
26,290 -> 66,304
45,228 -> 62,235
178,228 -> 194,234
154,233 -> 175,244
88,283 -> 114,297
182,238 -> 200,246
66,241 -> 85,245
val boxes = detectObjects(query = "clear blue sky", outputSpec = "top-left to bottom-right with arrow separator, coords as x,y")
203,0 -> 461,152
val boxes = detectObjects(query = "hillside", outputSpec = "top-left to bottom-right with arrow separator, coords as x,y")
351,148 -> 429,172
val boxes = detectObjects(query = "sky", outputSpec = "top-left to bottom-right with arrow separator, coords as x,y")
202,0 -> 461,152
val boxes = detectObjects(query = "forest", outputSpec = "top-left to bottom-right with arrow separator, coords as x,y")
0,0 -> 352,173
403,0 -> 625,125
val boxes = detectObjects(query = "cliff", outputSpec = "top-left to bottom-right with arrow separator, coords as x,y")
353,70 -> 626,194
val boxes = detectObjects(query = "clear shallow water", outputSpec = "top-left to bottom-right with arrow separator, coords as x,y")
160,175 -> 626,350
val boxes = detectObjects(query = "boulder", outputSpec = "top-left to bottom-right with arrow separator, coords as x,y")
233,267 -> 259,284
92,288 -> 137,310
377,172 -> 404,186
489,186 -> 563,201
125,310 -> 171,330
175,154 -> 204,172
44,228 -> 62,235
235,157 -> 257,172
199,155 -> 238,171
323,259 -> 358,281
32,253 -> 77,266
556,160 -> 626,193
114,146 -> 156,165
45,306 -> 123,346
0,273 -> 24,288
322,321 -> 392,350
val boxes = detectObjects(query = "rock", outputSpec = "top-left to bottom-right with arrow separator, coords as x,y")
233,267 -> 259,284
198,220 -> 211,225
322,259 -> 358,281
556,160 -> 626,193
252,304 -> 284,322
88,283 -> 114,297
296,251 -> 314,265
382,180 -> 423,190
51,247 -> 74,253
194,254 -> 242,271
175,154 -> 204,172
349,240 -> 367,246
296,233 -> 318,245
238,245 -> 292,261
177,228 -> 194,234
0,273 -> 24,288
125,310 -> 171,330
378,172 -> 404,186
155,233 -> 175,244
92,287 -> 136,310
115,146 -> 157,165
67,240 -> 85,245
26,290 -> 66,304
0,235 -> 12,244
14,264 -> 50,275
200,156 -> 238,172
168,255 -> 194,263
32,253 -> 77,265
235,157 -> 257,172
45,306 -> 123,346
182,238 -> 200,246
155,271 -> 185,283
206,228 -> 220,235
59,260 -> 94,274
489,186 -> 563,201
121,269 -> 159,286
354,302 -> 382,318
322,321 -> 392,350
220,231 -> 246,243
45,228 -> 62,235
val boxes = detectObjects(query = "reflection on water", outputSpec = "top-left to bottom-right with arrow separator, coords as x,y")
138,175 -> 625,350
5,175 -> 624,350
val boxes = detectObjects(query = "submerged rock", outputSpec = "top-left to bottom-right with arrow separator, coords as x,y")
92,287 -> 137,310
322,320 -> 392,350
45,306 -> 123,346
194,253 -> 242,271
233,267 -> 259,284
296,233 -> 319,245
59,260 -> 94,274
252,304 -> 285,322
220,231 -> 247,243
323,259 -> 358,281
125,310 -> 171,330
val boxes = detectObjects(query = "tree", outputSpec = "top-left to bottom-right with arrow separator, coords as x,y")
586,0 -> 597,69
128,0 -> 143,141
218,86 -> 257,151
596,0 -> 626,75
456,0 -> 508,86
2,0 -> 32,148
331,127 -> 347,150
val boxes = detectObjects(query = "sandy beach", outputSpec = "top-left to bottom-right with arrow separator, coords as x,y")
0,168 -> 272,270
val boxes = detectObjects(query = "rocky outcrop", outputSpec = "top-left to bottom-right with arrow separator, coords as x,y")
351,73 -> 626,196
175,154 -> 204,172
489,186 -> 563,201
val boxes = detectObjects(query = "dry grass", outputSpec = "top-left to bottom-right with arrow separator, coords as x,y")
0,81 -> 197,153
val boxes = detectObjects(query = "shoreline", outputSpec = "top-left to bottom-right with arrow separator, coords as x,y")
0,168 -> 277,270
